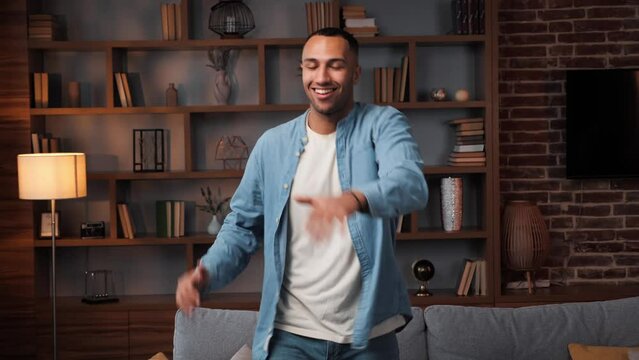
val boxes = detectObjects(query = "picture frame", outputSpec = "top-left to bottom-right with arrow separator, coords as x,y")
133,129 -> 165,172
40,211 -> 60,238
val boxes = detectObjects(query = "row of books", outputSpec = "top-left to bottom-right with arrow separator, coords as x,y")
117,203 -> 136,239
342,5 -> 378,38
456,258 -> 487,296
453,0 -> 485,35
448,117 -> 486,167
32,72 -> 61,108
305,0 -> 339,35
114,72 -> 134,107
31,132 -> 60,153
374,56 -> 409,104
28,14 -> 62,40
156,200 -> 186,238
160,2 -> 185,41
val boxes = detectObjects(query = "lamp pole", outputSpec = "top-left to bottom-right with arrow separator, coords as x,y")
50,198 -> 57,360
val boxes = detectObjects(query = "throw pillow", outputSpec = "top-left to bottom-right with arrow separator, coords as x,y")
148,352 -> 169,360
569,343 -> 639,360
230,344 -> 252,360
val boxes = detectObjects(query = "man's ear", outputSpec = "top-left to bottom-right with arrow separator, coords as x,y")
353,65 -> 362,84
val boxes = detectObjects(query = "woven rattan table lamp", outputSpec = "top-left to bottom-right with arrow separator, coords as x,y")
502,200 -> 550,294
17,153 -> 87,360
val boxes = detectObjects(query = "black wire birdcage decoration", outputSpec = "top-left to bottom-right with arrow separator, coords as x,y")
209,0 -> 255,39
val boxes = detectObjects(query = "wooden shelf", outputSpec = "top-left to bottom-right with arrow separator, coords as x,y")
398,228 -> 487,240
39,293 -> 262,312
34,233 -> 216,247
30,101 -> 486,116
496,284 -> 639,306
409,288 -> 492,307
28,35 -> 486,51
88,170 -> 243,181
43,289 -> 492,313
424,166 -> 486,175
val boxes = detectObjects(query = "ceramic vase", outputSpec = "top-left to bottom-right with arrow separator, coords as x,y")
441,177 -> 463,231
207,215 -> 221,235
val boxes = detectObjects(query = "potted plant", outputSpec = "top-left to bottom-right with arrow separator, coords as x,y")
197,186 -> 230,235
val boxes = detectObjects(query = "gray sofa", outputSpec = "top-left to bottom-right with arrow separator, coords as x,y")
173,296 -> 639,360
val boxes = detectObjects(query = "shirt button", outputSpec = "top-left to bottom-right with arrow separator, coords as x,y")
294,151 -> 300,157
275,217 -> 279,224
302,136 -> 308,144
283,183 -> 289,190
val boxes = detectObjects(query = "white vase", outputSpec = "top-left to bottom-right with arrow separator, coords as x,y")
213,70 -> 231,105
207,215 -> 221,235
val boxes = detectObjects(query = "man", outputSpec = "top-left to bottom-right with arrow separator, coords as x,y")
176,27 -> 428,359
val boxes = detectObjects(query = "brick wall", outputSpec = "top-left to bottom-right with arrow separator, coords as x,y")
498,0 -> 639,285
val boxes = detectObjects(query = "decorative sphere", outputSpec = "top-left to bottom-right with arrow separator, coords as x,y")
412,259 -> 435,282
454,89 -> 470,102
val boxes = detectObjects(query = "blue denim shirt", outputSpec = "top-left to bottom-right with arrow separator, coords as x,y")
199,103 -> 428,359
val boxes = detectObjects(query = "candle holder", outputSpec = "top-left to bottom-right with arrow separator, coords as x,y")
208,0 -> 255,39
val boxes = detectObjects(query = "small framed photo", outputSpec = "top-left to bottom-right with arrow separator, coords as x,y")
40,212 -> 60,238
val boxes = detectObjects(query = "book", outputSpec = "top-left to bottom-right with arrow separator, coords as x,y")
41,72 -> 49,108
123,204 -> 135,239
168,3 -> 176,41
456,121 -> 484,131
117,203 -> 130,238
449,117 -> 483,125
478,0 -> 485,34
381,67 -> 387,103
396,215 -> 404,233
156,201 -> 168,237
474,260 -> 482,295
31,132 -> 41,153
33,73 -> 42,108
449,161 -> 485,167
386,67 -> 394,103
399,55 -> 409,102
393,67 -> 402,103
450,151 -> 485,159
345,18 -> 376,27
49,137 -> 60,152
468,0 -> 478,34
161,3 -> 169,40
480,259 -> 487,295
121,73 -> 133,107
457,129 -> 485,136
305,3 -> 312,34
454,144 -> 485,152
462,260 -> 478,296
344,26 -> 378,34
456,259 -> 473,296
448,156 -> 486,163
175,1 -> 182,40
114,73 -> 127,107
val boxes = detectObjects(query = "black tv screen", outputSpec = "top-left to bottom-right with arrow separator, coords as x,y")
566,69 -> 639,178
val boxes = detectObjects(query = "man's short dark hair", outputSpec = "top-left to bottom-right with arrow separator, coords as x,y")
306,27 -> 359,56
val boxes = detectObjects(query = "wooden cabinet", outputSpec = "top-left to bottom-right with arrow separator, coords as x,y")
27,0 -> 499,356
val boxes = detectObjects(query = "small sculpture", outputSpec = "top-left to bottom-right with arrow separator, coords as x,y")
430,88 -> 447,101
454,88 -> 470,102
207,48 -> 233,105
412,259 -> 435,297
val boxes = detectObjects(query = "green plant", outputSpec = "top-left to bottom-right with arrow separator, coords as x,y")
197,186 -> 230,216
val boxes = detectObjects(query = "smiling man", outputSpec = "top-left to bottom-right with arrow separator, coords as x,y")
176,27 -> 428,360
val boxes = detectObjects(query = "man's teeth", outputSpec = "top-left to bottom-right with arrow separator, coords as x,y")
314,88 -> 334,95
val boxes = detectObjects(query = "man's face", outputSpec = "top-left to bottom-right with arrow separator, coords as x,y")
301,35 -> 361,121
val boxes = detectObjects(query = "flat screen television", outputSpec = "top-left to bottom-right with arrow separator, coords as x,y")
566,68 -> 639,178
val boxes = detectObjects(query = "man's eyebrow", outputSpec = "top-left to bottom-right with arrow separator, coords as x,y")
301,57 -> 347,63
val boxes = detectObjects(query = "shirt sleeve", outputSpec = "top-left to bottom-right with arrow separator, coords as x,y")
199,136 -> 265,292
357,107 -> 429,218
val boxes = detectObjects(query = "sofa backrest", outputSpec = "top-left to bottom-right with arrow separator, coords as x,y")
423,296 -> 639,360
174,306 -> 428,360
173,308 -> 258,360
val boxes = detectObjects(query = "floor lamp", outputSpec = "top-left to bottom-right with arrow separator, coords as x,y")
17,153 -> 87,360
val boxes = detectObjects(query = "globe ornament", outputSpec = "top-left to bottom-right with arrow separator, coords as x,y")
412,259 -> 435,297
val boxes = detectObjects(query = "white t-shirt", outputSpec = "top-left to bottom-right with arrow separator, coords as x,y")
274,119 -> 404,343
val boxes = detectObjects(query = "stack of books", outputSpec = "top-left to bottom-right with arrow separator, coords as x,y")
32,72 -> 61,108
31,132 -> 60,153
156,200 -> 185,238
456,258 -> 487,296
114,72 -> 134,107
342,5 -> 378,38
305,0 -> 339,34
28,14 -> 61,40
373,56 -> 409,103
160,1 -> 185,40
448,117 -> 485,167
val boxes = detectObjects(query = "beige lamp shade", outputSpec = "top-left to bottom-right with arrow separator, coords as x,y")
17,153 -> 87,200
